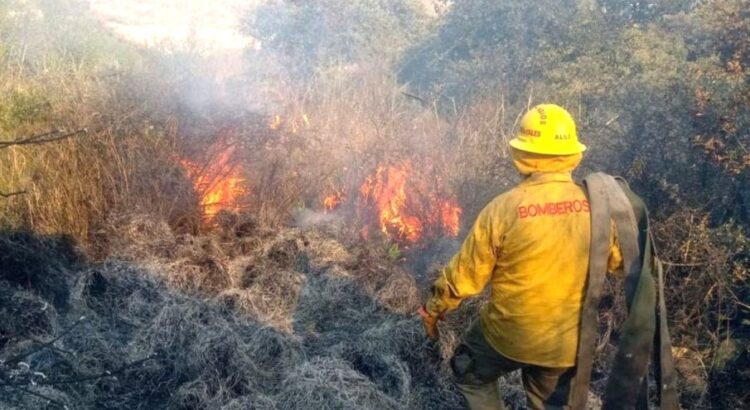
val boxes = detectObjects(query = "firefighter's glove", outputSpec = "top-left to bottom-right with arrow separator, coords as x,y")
418,305 -> 442,341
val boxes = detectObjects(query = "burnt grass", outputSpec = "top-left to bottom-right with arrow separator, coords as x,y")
0,224 -> 476,410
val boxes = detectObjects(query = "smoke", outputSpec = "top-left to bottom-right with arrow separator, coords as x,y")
86,0 -> 258,50
4,0 -> 478,272
406,237 -> 461,282
292,208 -> 341,228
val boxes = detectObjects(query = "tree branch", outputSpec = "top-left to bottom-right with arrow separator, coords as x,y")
6,317 -> 87,367
400,90 -> 426,104
0,353 -> 157,388
0,129 -> 87,150
38,354 -> 157,386
7,385 -> 67,409
28,337 -> 75,356
0,190 -> 26,198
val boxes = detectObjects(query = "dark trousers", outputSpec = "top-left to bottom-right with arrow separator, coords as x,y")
451,320 -> 574,410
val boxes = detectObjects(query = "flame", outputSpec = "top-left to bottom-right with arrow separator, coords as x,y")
323,190 -> 346,212
268,113 -> 311,133
440,198 -> 462,237
359,161 -> 461,244
269,115 -> 283,130
181,139 -> 248,220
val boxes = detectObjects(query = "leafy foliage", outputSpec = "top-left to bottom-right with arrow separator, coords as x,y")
401,0 -> 749,222
247,0 -> 432,77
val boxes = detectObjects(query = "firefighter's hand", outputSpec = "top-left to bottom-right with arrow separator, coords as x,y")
417,306 -> 441,341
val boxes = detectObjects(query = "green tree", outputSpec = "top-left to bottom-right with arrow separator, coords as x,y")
246,0 -> 432,77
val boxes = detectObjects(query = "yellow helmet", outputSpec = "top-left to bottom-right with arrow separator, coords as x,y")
509,104 -> 586,155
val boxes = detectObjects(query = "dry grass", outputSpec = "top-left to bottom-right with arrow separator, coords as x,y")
651,210 -> 749,407
0,65 -> 199,252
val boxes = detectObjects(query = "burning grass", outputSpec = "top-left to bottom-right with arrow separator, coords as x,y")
358,160 -> 462,244
180,131 -> 250,222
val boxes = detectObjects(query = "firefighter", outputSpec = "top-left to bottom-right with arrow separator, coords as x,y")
419,104 -> 623,410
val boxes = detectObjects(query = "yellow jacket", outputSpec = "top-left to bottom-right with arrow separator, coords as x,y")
427,150 -> 622,367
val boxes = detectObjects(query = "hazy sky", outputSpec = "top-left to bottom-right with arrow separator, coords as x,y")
86,0 -> 260,50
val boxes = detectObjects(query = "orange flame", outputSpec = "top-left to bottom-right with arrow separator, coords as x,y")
440,199 -> 462,237
323,190 -> 346,212
269,115 -> 283,130
181,139 -> 248,220
359,161 -> 461,244
268,113 -> 310,133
